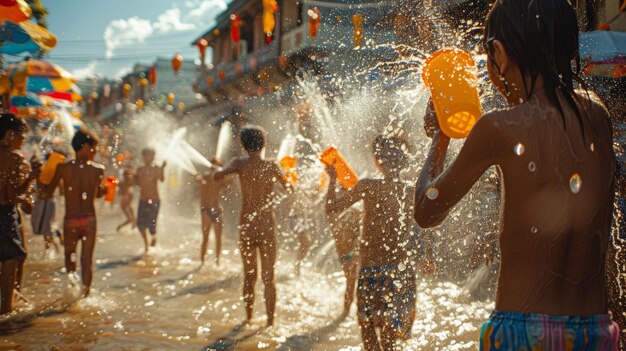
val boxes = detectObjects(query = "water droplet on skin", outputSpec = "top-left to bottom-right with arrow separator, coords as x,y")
569,173 -> 582,194
590,143 -> 595,152
398,262 -> 406,271
514,143 -> 525,156
531,226 -> 538,234
426,187 -> 439,200
528,162 -> 536,172
82,192 -> 87,200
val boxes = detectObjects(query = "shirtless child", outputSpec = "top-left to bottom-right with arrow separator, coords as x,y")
325,135 -> 426,350
414,0 -> 620,348
214,126 -> 290,326
135,148 -> 165,253
46,130 -> 105,297
116,168 -> 135,232
198,159 -> 229,265
0,114 -> 40,314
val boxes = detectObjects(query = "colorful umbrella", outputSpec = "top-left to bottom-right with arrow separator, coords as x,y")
579,31 -> 626,62
8,59 -> 81,102
0,20 -> 57,54
0,0 -> 31,23
583,57 -> 626,79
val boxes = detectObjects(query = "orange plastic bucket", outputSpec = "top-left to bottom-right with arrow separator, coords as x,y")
39,151 -> 66,185
104,176 -> 119,203
320,146 -> 358,189
422,48 -> 483,139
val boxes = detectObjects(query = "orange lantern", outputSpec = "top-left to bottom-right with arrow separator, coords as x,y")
89,91 -> 99,100
308,7 -> 321,38
139,77 -> 149,88
116,153 -> 125,164
171,53 -> 183,74
213,29 -> 221,36
235,64 -> 244,74
230,14 -> 241,43
352,14 -> 364,48
206,76 -> 214,86
262,0 -> 278,43
167,92 -> 175,105
122,83 -> 131,98
136,99 -> 144,109
178,102 -> 185,111
218,71 -> 226,81
196,38 -> 209,62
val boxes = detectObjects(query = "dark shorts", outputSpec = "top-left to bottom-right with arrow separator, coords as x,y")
31,198 -> 56,236
202,206 -> 223,223
357,265 -> 416,339
137,200 -> 160,235
0,205 -> 27,262
480,310 -> 620,350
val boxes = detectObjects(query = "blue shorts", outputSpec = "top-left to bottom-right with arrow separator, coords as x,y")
137,200 -> 160,235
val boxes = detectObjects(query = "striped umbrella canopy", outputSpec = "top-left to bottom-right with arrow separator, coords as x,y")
8,59 -> 82,102
583,57 -> 626,79
0,20 -> 57,54
0,0 -> 31,23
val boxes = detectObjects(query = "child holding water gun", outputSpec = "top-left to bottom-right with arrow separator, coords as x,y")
414,0 -> 620,348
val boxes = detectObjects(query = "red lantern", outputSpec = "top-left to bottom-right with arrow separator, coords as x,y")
149,65 -> 157,85
218,71 -> 225,81
308,7 -> 321,38
230,14 -> 241,43
172,54 -> 183,74
206,76 -> 214,86
196,38 -> 209,62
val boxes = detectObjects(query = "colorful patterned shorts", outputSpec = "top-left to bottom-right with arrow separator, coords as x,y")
480,310 -> 620,350
357,265 -> 416,339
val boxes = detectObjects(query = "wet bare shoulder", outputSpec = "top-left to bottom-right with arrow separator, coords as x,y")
89,161 -> 105,171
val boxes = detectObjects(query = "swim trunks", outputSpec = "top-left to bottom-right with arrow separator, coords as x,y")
31,198 -> 55,236
201,206 -> 223,223
480,310 -> 620,350
64,214 -> 96,235
0,204 -> 26,262
137,200 -> 160,235
357,265 -> 416,339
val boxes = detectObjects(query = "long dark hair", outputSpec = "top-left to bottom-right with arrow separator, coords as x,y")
484,0 -> 590,137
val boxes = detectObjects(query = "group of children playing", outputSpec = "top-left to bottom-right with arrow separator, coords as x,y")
1,0 -> 624,349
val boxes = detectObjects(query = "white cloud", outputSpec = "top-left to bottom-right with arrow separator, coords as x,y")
72,61 -> 98,80
115,67 -> 132,78
154,8 -> 196,33
104,16 -> 153,58
187,0 -> 228,25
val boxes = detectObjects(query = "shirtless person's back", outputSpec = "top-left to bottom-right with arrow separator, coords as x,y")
48,130 -> 105,296
414,0 -> 619,347
214,126 -> 288,326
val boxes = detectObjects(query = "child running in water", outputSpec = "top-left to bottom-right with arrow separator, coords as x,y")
197,159 -> 230,266
31,152 -> 64,253
135,148 -> 165,253
325,135 -> 424,351
46,130 -> 105,297
414,0 -> 620,348
116,168 -> 136,232
0,114 -> 39,314
214,126 -> 290,326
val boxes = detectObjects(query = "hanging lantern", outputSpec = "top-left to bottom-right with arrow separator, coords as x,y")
352,14 -> 364,48
308,7 -> 321,38
213,29 -> 221,37
122,83 -> 131,98
196,38 -> 209,63
230,14 -> 241,43
136,99 -> 144,109
218,71 -> 226,81
262,0 -> 278,43
172,53 -> 183,74
178,102 -> 185,111
139,77 -> 149,88
235,64 -> 244,74
149,65 -> 157,85
206,76 -> 214,86
89,91 -> 99,100
167,92 -> 175,105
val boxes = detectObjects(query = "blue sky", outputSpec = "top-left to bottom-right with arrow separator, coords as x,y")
37,0 -> 231,80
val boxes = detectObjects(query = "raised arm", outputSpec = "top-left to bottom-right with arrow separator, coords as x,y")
414,111 -> 504,228
214,159 -> 239,181
324,166 -> 366,217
